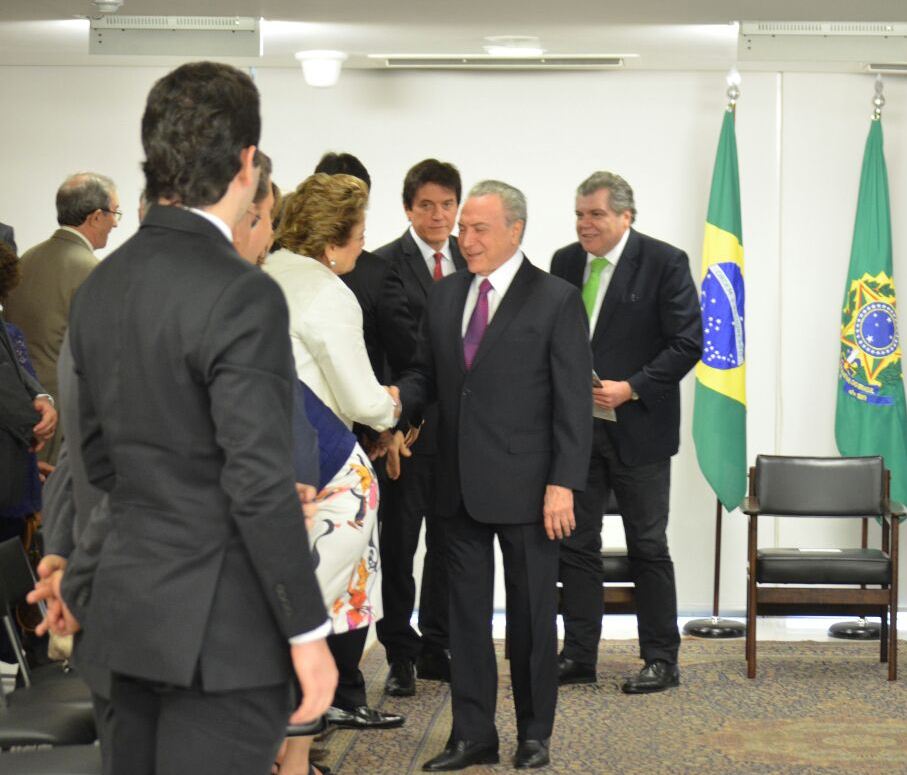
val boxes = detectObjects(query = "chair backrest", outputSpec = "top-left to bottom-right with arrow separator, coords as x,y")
754,455 -> 886,517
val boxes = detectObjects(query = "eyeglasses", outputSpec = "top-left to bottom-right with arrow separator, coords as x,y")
246,208 -> 262,229
102,208 -> 123,222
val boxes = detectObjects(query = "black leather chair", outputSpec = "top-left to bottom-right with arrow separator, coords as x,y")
0,745 -> 101,773
742,455 -> 901,680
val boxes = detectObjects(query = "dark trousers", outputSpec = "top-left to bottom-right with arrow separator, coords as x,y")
447,505 -> 558,745
559,420 -> 679,666
328,626 -> 368,710
91,692 -> 114,775
108,672 -> 290,775
376,454 -> 449,663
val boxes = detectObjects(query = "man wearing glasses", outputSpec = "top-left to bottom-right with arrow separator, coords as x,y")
5,172 -> 119,463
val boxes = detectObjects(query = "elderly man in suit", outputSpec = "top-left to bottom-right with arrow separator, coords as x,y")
4,173 -> 119,464
30,62 -> 337,775
398,180 -> 592,771
550,171 -> 702,694
374,159 -> 465,697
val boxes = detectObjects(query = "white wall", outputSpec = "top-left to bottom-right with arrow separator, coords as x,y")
1,64 -> 905,614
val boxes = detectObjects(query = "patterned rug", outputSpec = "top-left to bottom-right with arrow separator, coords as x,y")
315,638 -> 907,774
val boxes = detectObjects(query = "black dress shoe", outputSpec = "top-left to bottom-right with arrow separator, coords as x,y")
384,660 -> 416,696
415,648 -> 451,682
325,705 -> 405,729
557,656 -> 596,685
514,739 -> 549,769
422,740 -> 499,771
620,660 -> 680,694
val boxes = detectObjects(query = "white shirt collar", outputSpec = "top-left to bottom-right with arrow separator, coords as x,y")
586,226 -> 630,266
59,226 -> 94,252
478,248 -> 523,296
188,207 -> 233,243
410,225 -> 451,261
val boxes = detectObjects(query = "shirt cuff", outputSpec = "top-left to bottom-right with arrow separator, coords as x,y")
289,619 -> 332,645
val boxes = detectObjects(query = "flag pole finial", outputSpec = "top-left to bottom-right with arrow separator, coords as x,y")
873,74 -> 885,121
726,68 -> 741,111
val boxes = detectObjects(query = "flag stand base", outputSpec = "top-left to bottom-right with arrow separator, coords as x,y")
683,498 -> 745,639
683,616 -> 745,639
828,618 -> 880,640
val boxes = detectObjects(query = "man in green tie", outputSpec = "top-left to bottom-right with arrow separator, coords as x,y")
549,171 -> 702,694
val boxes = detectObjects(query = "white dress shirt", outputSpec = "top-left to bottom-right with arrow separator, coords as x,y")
410,226 -> 455,278
187,207 -> 232,243
584,227 -> 630,335
461,249 -> 524,335
264,249 -> 397,432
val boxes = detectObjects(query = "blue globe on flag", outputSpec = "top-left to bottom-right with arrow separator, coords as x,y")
700,262 -> 745,370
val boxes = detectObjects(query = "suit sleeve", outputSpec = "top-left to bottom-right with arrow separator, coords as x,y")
548,287 -> 594,490
626,250 -> 703,404
42,442 -> 77,557
376,260 -> 418,381
396,284 -> 438,431
200,270 -> 327,638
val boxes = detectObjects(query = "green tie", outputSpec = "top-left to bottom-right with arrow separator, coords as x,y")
582,257 -> 609,319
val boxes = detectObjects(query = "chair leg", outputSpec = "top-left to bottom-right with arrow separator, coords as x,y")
746,516 -> 757,679
889,516 -> 898,681
881,604 -> 889,663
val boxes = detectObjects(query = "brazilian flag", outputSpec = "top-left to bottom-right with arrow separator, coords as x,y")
835,118 -> 907,503
693,108 -> 747,512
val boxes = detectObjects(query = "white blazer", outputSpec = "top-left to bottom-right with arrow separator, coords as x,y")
264,249 -> 396,431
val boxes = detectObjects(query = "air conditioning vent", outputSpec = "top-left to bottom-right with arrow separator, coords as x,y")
376,55 -> 624,70
90,15 -> 260,56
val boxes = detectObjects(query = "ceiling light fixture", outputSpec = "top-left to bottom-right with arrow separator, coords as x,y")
483,35 -> 545,57
93,0 -> 124,13
295,50 -> 348,87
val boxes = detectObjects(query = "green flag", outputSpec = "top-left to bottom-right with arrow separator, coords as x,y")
835,119 -> 907,503
693,108 -> 747,511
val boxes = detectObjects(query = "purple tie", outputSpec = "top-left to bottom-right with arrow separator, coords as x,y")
463,279 -> 492,370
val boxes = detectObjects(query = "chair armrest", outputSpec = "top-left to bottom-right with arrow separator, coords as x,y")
889,500 -> 907,520
741,496 -> 760,516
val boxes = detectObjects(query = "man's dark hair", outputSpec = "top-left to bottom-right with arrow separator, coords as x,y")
402,159 -> 461,210
0,241 -> 20,303
253,150 -> 272,205
141,61 -> 261,208
314,152 -> 371,191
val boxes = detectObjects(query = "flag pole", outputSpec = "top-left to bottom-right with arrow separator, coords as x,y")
684,71 -> 746,640
828,76 -> 887,643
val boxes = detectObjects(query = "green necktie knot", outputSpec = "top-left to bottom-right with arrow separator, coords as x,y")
582,257 -> 610,319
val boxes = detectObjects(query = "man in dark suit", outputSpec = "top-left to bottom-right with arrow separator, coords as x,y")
398,180 -> 592,771
373,159 -> 466,696
32,62 -> 337,775
550,171 -> 702,694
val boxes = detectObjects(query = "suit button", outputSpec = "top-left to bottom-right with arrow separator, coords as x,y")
462,388 -> 471,397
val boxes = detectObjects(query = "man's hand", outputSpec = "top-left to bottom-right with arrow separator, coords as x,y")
289,638 -> 338,725
543,484 -> 575,540
385,386 -> 402,420
37,554 -> 67,580
363,430 -> 393,461
385,430 -> 413,481
27,569 -> 81,637
295,484 -> 319,529
31,397 -> 58,451
37,461 -> 55,482
593,380 -> 633,411
403,423 -> 422,448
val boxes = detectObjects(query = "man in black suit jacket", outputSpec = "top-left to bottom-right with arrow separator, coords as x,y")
550,171 -> 702,694
33,62 -> 337,775
398,180 -> 592,771
373,159 -> 466,696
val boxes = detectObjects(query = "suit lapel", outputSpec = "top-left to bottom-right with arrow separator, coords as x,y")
592,229 -> 639,345
468,258 -> 536,372
401,230 -> 434,296
450,272 -> 473,373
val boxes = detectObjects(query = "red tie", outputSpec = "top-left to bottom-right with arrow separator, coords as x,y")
433,252 -> 444,281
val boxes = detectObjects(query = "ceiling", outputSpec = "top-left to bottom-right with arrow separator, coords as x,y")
1,0 -> 907,72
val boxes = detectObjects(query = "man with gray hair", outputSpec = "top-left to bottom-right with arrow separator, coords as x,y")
5,172 -> 120,463
551,171 -> 701,694
397,180 -> 592,770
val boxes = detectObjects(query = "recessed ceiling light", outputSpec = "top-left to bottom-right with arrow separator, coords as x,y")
483,35 -> 545,57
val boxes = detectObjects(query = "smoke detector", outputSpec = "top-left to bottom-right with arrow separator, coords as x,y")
93,0 -> 124,14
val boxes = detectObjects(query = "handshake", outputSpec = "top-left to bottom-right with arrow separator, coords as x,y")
364,385 -> 420,479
